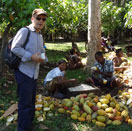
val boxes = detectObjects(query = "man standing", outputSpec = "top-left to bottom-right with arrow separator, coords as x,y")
11,8 -> 48,131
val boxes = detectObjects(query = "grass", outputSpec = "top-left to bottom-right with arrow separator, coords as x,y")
0,41 -> 132,131
46,42 -> 86,62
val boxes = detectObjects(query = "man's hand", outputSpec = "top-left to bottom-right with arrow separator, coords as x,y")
31,53 -> 44,63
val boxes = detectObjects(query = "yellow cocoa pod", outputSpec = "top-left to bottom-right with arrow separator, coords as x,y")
105,107 -> 113,113
36,101 -> 43,105
97,116 -> 106,123
110,102 -> 116,108
78,117 -> 85,122
87,101 -> 93,107
65,100 -> 73,107
106,119 -> 112,125
112,120 -> 122,125
73,105 -> 80,111
44,103 -> 49,107
72,110 -> 80,117
43,107 -> 50,112
128,119 -> 132,125
101,104 -> 108,109
116,111 -> 121,116
121,110 -> 128,117
92,119 -> 96,124
71,114 -> 78,120
66,110 -> 71,114
81,112 -> 87,118
0,110 -> 5,114
97,102 -> 102,109
58,108 -> 65,113
115,104 -> 120,111
100,98 -> 109,104
105,94 -> 111,100
86,114 -> 92,122
107,113 -> 115,120
96,121 -> 106,127
97,109 -> 106,116
49,104 -> 54,110
43,96 -> 51,101
110,97 -> 117,103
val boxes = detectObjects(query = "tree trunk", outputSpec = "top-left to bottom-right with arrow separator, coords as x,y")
0,23 -> 12,77
121,0 -> 126,7
51,32 -> 54,42
114,0 -> 119,6
86,0 -> 101,71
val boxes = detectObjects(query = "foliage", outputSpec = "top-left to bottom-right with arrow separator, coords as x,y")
44,0 -> 88,40
101,1 -> 125,36
0,0 -> 88,40
124,1 -> 132,28
1,0 -> 132,41
0,0 -> 42,36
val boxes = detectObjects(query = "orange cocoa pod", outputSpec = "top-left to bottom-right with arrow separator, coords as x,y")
93,97 -> 99,103
114,116 -> 123,121
125,116 -> 130,122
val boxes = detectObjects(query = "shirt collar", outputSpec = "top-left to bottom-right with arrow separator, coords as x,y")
28,24 -> 41,33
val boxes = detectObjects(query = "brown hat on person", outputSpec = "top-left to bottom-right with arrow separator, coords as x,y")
32,9 -> 48,17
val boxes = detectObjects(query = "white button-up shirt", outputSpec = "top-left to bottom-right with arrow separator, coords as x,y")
44,67 -> 65,86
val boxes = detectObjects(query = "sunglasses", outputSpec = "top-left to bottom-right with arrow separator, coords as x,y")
36,17 -> 46,21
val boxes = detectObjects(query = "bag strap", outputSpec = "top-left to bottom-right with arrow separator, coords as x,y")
23,27 -> 30,49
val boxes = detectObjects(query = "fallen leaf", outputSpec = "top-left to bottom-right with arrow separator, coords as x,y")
2,103 -> 18,118
39,123 -> 49,130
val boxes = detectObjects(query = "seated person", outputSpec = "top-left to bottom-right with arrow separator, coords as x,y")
125,45 -> 132,56
101,37 -> 107,52
67,48 -> 83,70
43,60 -> 77,98
72,43 -> 81,56
106,37 -> 114,52
113,48 -> 129,73
110,41 -> 116,51
85,51 -> 121,88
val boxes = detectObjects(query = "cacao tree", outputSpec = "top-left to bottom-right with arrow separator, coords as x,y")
101,1 -> 125,39
0,0 -> 38,76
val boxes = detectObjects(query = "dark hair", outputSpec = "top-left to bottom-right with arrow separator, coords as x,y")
58,60 -> 67,65
116,48 -> 122,55
95,51 -> 103,58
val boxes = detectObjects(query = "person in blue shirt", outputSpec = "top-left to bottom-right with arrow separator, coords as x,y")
44,60 -> 78,98
85,51 -> 121,88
